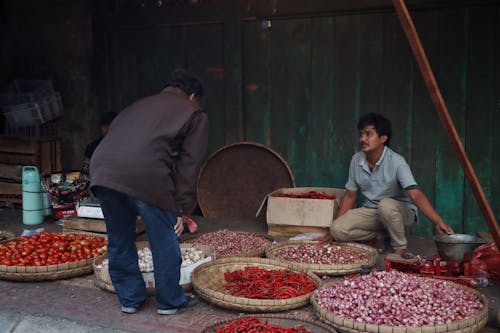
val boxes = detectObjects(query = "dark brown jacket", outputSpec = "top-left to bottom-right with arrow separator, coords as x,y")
89,87 -> 208,215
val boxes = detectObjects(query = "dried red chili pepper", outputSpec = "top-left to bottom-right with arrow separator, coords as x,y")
272,191 -> 335,200
215,317 -> 313,333
224,266 -> 316,299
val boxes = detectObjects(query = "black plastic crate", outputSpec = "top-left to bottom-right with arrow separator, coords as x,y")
1,92 -> 63,127
0,80 -> 54,106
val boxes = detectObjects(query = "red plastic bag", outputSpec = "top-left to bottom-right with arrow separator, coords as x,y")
471,243 -> 500,281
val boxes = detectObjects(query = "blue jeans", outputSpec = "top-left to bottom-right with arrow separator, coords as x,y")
93,186 -> 188,310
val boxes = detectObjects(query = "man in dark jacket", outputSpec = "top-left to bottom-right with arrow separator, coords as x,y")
89,69 -> 208,315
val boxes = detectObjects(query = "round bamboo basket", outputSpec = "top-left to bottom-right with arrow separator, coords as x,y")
0,233 -> 106,281
183,231 -> 272,258
0,257 -> 95,281
192,257 -> 321,312
266,241 -> 377,276
201,314 -> 338,333
93,242 -> 215,293
311,279 -> 488,333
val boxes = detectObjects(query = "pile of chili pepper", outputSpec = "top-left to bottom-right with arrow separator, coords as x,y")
215,317 -> 313,333
224,266 -> 317,299
272,191 -> 335,200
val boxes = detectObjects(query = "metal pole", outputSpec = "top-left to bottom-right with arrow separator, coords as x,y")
392,0 -> 500,248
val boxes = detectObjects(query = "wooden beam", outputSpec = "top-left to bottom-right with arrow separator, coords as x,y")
392,0 -> 500,249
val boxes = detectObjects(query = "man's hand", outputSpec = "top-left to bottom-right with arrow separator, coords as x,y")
435,222 -> 453,235
174,217 -> 184,236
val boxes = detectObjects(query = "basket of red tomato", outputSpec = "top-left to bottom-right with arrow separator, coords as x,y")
0,231 -> 107,281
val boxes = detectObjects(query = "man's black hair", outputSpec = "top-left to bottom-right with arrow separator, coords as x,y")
100,111 -> 117,126
357,113 -> 392,146
165,68 -> 203,98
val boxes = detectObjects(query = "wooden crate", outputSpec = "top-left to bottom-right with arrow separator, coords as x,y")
0,136 -> 61,174
62,216 -> 145,236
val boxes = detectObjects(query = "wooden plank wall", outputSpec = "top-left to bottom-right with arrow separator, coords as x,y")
96,2 -> 500,237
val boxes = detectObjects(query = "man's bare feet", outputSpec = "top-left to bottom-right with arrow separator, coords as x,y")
394,248 -> 415,259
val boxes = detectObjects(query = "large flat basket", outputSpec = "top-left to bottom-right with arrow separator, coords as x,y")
192,257 -> 321,312
266,241 -> 377,276
202,314 -> 338,333
311,277 -> 488,333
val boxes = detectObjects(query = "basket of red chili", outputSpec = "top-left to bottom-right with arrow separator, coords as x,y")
192,257 -> 321,312
201,314 -> 338,333
266,240 -> 377,276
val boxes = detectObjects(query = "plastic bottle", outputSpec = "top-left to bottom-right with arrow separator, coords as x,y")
22,166 -> 44,225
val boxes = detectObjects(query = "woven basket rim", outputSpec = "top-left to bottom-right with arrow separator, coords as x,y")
201,314 -> 339,333
311,275 -> 489,333
183,231 -> 273,258
92,241 -> 210,293
0,232 -> 106,281
192,257 -> 321,312
265,240 -> 377,275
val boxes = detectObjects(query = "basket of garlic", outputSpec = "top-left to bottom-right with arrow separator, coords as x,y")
93,241 -> 216,293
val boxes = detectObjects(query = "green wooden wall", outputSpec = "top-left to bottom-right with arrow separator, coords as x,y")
94,1 -> 500,236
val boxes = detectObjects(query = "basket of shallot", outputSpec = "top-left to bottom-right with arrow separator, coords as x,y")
266,240 -> 377,276
311,270 -> 488,333
182,229 -> 272,258
192,257 -> 321,312
93,241 -> 215,293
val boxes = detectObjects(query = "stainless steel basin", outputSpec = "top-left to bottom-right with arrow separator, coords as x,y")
434,234 -> 486,262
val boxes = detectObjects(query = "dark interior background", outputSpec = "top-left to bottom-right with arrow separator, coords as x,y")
1,0 -> 499,237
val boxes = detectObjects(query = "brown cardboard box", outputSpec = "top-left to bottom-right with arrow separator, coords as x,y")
257,187 -> 346,233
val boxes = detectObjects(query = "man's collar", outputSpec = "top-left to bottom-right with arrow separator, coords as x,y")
359,146 -> 388,167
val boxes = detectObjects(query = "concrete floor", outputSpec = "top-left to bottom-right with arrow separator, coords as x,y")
0,207 -> 499,332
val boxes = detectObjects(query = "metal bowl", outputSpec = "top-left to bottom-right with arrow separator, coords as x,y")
434,234 -> 486,262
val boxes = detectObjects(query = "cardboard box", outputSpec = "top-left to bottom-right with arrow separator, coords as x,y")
257,187 -> 346,228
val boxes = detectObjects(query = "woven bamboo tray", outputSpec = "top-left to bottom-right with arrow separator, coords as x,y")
0,232 -> 106,281
183,231 -> 272,258
0,257 -> 95,281
93,242 -> 215,293
311,279 -> 488,333
192,257 -> 321,312
266,241 -> 378,276
202,314 -> 338,333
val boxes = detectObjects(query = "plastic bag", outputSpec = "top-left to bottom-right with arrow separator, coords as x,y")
471,243 -> 500,281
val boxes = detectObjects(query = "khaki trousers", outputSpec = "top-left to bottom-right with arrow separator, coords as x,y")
330,198 -> 415,249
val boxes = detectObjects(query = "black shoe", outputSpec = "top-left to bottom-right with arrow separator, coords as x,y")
156,296 -> 198,315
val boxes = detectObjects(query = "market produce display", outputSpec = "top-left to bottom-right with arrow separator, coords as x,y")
96,245 -> 208,272
273,242 -> 372,265
0,231 -> 107,266
214,317 -> 312,333
314,270 -> 485,327
192,257 -> 321,312
183,229 -> 271,256
93,242 -> 215,293
266,241 -> 377,276
224,266 -> 317,299
271,190 -> 335,200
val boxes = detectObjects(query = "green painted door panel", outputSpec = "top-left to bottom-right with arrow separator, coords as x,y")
102,5 -> 500,237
